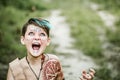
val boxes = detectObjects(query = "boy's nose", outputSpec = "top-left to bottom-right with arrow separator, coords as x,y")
34,34 -> 40,40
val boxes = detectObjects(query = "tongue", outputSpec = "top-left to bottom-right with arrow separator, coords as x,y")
33,46 -> 39,50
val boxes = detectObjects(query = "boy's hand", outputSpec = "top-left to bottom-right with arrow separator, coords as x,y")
80,68 -> 95,80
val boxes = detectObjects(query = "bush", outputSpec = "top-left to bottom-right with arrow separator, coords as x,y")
91,0 -> 120,10
0,0 -> 48,11
106,18 -> 120,47
95,67 -> 112,80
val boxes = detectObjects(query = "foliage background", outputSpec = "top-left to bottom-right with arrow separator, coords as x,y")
0,0 -> 120,80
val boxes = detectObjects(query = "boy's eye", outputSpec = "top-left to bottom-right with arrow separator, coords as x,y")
40,33 -> 46,36
28,32 -> 34,36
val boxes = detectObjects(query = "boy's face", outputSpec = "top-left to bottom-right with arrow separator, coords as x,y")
21,24 -> 50,57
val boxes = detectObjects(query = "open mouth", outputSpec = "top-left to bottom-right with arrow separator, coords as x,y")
32,43 -> 41,50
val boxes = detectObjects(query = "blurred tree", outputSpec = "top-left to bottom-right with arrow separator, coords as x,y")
0,0 -> 47,11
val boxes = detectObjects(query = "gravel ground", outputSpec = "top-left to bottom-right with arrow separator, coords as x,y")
47,10 -> 97,80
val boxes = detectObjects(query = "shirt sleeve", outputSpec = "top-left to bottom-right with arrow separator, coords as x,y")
53,60 -> 64,80
42,55 -> 64,80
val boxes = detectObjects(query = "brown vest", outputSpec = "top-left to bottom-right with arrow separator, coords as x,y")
9,58 -> 26,80
9,54 -> 64,80
9,57 -> 38,80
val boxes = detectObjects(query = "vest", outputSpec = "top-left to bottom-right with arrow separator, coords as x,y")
9,54 -> 65,80
9,58 -> 26,80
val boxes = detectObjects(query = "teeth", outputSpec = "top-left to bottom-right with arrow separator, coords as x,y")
33,42 -> 40,45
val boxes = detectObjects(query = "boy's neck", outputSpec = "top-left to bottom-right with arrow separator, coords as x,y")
26,54 -> 43,65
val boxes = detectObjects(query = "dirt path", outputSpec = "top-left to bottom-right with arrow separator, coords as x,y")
47,10 -> 97,80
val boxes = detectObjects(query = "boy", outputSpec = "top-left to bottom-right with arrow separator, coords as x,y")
7,18 -> 95,80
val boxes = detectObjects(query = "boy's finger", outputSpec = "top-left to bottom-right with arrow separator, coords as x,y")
89,68 -> 95,74
80,77 -> 87,80
82,74 -> 92,80
89,72 -> 94,78
82,70 -> 87,74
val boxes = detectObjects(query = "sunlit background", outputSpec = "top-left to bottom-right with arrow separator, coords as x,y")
0,0 -> 120,80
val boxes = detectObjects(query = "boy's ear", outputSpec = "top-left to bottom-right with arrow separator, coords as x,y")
21,36 -> 25,45
47,38 -> 51,46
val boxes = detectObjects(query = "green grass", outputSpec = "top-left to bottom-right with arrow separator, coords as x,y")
51,0 -> 104,58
